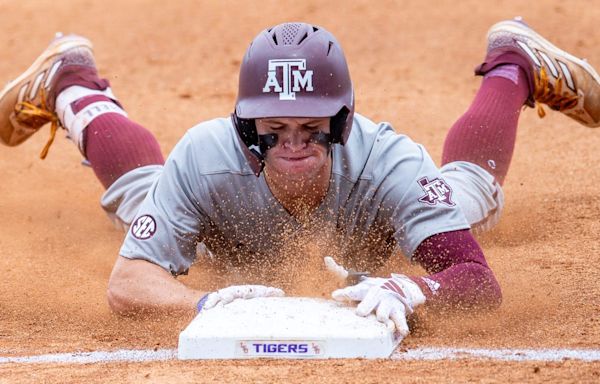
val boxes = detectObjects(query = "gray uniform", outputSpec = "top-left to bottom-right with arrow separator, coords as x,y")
107,113 -> 502,278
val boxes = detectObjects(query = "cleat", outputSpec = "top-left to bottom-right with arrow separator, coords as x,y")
480,18 -> 600,127
0,34 -> 94,156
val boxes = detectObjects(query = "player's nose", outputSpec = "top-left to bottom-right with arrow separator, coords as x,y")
281,130 -> 309,151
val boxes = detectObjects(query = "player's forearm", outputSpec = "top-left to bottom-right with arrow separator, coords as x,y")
107,256 -> 205,316
412,229 -> 502,310
412,262 -> 502,310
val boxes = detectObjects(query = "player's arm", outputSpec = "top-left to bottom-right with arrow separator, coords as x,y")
107,256 -> 205,316
329,229 -> 503,311
332,130 -> 501,333
107,131 -> 285,316
331,229 -> 501,335
410,229 -> 502,310
107,256 -> 285,316
107,132 -> 207,316
377,133 -> 502,309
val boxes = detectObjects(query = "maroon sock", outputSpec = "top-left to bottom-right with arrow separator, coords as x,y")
441,68 -> 529,185
73,95 -> 164,189
53,66 -> 110,100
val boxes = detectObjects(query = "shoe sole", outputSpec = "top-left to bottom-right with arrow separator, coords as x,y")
489,19 -> 600,84
0,34 -> 93,104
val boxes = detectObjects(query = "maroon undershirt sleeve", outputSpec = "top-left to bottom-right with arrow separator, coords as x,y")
410,229 -> 502,310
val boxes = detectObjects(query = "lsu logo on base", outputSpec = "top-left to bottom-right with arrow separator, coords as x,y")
131,215 -> 157,240
237,340 -> 324,358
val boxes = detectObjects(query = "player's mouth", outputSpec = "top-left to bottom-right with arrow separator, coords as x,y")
268,152 -> 323,175
277,155 -> 316,171
281,155 -> 311,162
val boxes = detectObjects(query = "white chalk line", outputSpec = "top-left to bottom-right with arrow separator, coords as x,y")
0,349 -> 177,365
1,347 -> 600,365
392,347 -> 600,362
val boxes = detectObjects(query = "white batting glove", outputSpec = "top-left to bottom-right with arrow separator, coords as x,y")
201,285 -> 285,311
332,274 -> 426,336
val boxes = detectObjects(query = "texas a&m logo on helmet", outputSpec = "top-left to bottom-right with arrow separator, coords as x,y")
262,59 -> 314,100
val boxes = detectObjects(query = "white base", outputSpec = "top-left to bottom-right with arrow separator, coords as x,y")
178,297 -> 403,360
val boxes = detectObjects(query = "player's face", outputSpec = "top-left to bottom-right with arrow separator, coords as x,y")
255,117 -> 331,179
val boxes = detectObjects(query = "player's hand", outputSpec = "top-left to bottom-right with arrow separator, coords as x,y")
201,285 -> 285,311
331,274 -> 425,336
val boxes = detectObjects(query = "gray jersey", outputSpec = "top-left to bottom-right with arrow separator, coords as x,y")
119,113 -> 469,276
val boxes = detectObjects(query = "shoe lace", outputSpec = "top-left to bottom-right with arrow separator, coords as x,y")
14,88 -> 60,159
533,66 -> 580,119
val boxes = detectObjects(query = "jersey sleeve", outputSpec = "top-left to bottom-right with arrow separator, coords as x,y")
118,132 -> 209,275
372,130 -> 470,259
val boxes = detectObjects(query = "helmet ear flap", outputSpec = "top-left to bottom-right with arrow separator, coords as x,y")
330,107 -> 351,144
231,112 -> 265,176
232,112 -> 258,148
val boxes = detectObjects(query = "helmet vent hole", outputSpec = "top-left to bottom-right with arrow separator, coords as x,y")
297,32 -> 309,44
313,26 -> 319,32
327,41 -> 334,56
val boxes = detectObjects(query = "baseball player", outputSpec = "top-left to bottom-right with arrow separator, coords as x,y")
1,19 -> 599,336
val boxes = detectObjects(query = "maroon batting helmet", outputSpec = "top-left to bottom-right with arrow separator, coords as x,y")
232,22 -> 354,174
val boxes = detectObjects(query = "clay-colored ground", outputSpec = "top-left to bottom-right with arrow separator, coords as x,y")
1,0 -> 599,382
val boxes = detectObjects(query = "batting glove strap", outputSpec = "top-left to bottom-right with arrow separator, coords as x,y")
380,280 -> 415,315
196,293 -> 211,313
388,274 -> 427,309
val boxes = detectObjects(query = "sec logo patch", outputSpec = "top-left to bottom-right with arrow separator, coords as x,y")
131,215 -> 157,240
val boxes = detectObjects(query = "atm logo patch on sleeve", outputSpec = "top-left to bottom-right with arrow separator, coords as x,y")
417,177 -> 455,207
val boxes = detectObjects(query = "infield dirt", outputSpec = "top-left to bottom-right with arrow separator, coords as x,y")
1,0 -> 599,382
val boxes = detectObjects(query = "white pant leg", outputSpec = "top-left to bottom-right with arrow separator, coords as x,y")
100,165 -> 163,230
440,161 -> 505,234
